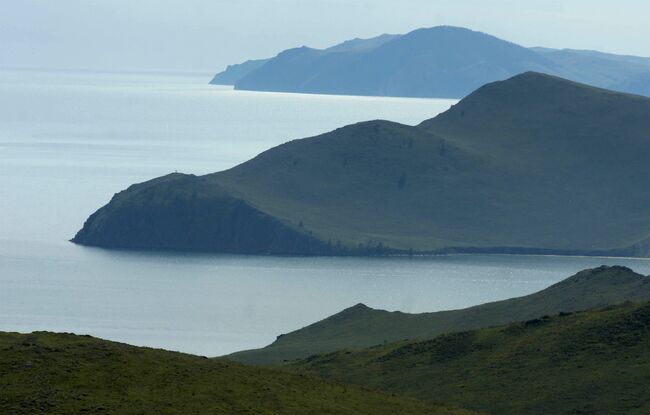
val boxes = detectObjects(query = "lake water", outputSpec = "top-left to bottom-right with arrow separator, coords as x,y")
2,69 -> 650,357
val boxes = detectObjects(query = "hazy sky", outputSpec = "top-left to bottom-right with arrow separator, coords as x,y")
2,0 -> 649,74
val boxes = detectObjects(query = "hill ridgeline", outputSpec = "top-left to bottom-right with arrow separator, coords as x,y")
227,265 -> 650,364
73,73 -> 650,257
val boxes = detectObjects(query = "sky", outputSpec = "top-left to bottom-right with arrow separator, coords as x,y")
2,0 -> 649,74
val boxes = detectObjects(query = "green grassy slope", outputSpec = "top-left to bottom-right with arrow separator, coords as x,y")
0,332 -> 474,415
227,266 -> 650,364
74,72 -> 650,256
419,73 -> 650,252
293,301 -> 650,415
213,120 -> 498,251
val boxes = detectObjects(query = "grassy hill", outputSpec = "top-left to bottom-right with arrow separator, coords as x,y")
0,331 -> 473,415
227,266 -> 650,364
74,72 -> 650,256
292,300 -> 650,415
212,25 -> 650,98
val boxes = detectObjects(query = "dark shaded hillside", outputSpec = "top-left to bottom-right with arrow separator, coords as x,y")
212,26 -> 650,98
0,332 -> 471,415
293,300 -> 650,415
227,266 -> 650,364
72,173 -> 335,254
74,73 -> 650,256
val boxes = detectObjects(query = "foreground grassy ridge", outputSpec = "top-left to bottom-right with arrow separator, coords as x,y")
0,332 -> 472,415
74,72 -> 650,255
293,301 -> 650,415
228,265 -> 650,364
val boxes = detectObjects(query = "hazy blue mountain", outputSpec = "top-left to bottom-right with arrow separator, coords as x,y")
74,73 -> 650,257
535,47 -> 650,67
609,72 -> 650,96
212,26 -> 650,98
324,33 -> 400,53
209,33 -> 399,86
232,26 -> 555,98
535,47 -> 650,92
210,58 -> 269,85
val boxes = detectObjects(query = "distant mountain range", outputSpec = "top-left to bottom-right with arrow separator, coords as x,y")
228,266 -> 650,364
73,73 -> 650,257
211,26 -> 650,98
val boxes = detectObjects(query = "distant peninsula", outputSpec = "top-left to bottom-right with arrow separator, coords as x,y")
73,72 -> 650,257
211,26 -> 650,99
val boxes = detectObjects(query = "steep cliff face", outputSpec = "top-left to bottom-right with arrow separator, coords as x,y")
72,174 -> 335,255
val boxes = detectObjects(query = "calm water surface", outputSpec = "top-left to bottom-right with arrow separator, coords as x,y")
1,69 -> 649,356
